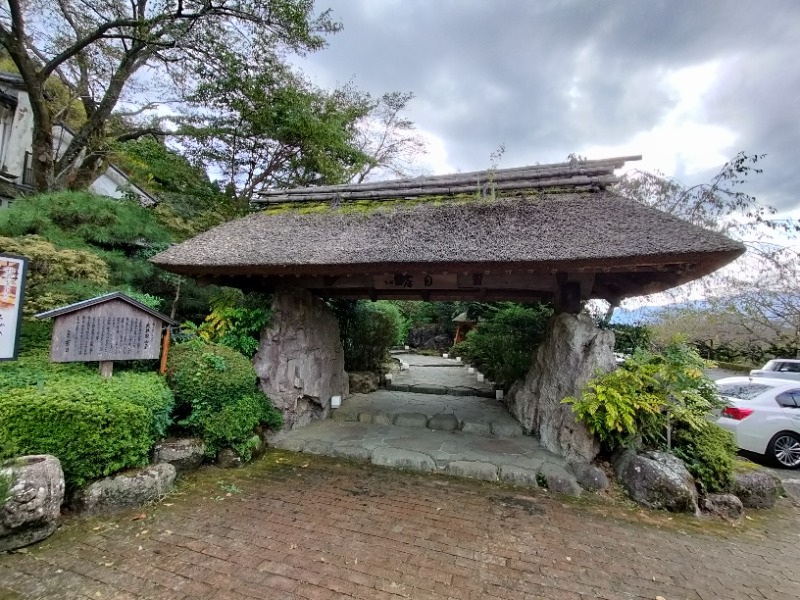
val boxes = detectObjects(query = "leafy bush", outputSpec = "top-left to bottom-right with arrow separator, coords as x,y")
335,300 -> 406,371
0,375 -> 172,487
564,339 -> 726,451
166,340 -> 282,457
451,303 -> 552,388
189,289 -> 271,358
672,423 -> 738,493
566,366 -> 664,449
200,393 -> 282,460
0,235 -> 110,314
167,340 -> 257,420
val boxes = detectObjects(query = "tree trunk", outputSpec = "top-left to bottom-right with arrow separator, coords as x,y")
26,78 -> 57,192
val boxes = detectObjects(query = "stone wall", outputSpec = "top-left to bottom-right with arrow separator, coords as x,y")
506,313 -> 615,463
254,287 -> 349,430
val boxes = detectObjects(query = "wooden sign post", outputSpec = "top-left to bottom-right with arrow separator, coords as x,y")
36,292 -> 177,376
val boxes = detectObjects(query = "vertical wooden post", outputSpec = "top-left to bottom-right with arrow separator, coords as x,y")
99,361 -> 114,378
159,326 -> 171,375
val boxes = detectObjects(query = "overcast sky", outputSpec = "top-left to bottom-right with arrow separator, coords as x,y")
295,0 -> 800,214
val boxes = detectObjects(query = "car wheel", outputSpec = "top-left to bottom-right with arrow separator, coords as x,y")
768,432 -> 800,468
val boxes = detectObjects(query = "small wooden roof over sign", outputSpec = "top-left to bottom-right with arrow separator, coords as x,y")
35,292 -> 177,325
151,156 -> 746,311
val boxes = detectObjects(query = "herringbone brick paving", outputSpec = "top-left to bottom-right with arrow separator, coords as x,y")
1,450 -> 799,600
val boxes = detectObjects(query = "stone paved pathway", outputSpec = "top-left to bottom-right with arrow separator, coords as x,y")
389,353 -> 495,397
2,451 -> 799,600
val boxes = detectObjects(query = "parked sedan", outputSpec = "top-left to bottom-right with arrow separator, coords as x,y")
715,376 -> 800,468
750,358 -> 800,381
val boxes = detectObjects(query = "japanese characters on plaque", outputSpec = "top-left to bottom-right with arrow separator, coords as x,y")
0,253 -> 28,361
374,273 -> 458,290
49,299 -> 162,362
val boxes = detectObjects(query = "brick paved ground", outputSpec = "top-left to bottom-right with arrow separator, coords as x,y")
2,450 -> 799,600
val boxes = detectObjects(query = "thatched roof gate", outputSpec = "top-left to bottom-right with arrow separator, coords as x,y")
152,156 -> 744,312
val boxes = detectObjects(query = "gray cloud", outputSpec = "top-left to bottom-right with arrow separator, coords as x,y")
299,0 -> 800,211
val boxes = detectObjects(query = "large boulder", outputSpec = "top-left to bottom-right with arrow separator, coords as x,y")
254,287 -> 349,429
153,438 -> 205,474
506,313 -> 614,462
614,450 -> 700,514
407,324 -> 451,351
71,463 -> 176,516
0,455 -> 65,552
732,470 -> 782,509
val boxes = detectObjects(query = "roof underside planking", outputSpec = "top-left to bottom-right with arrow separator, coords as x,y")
152,156 -> 746,311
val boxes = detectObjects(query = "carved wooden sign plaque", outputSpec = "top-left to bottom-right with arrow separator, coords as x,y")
36,293 -> 176,365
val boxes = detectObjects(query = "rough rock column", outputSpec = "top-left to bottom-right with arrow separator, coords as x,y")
506,313 -> 615,463
254,287 -> 349,430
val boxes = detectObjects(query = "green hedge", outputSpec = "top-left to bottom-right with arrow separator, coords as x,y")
336,301 -> 406,372
167,340 -> 257,422
0,376 -> 171,487
167,340 -> 282,457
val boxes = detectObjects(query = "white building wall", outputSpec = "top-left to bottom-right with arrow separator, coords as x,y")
2,91 -> 32,177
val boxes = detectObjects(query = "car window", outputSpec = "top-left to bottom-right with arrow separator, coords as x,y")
763,360 -> 779,371
718,383 -> 776,400
776,390 -> 800,407
778,362 -> 800,373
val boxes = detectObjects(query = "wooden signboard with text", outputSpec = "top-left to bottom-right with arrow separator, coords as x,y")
49,299 -> 162,362
36,292 -> 176,377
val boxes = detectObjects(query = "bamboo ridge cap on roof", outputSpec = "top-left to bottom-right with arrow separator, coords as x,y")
254,155 -> 642,203
260,176 -> 621,204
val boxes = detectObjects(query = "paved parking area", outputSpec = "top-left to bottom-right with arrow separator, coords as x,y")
2,450 -> 799,600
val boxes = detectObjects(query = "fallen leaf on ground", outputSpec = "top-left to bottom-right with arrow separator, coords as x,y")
130,513 -> 147,521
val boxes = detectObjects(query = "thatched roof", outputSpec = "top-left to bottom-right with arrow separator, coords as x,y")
152,157 -> 745,304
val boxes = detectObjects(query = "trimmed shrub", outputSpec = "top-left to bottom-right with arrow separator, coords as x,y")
672,423 -> 738,493
452,304 -> 552,388
0,381 -> 153,487
200,393 -> 283,460
166,340 -> 282,457
337,301 -> 406,372
167,340 -> 257,421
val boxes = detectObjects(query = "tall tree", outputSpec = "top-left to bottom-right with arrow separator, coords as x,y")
180,57 -> 372,206
0,0 -> 339,191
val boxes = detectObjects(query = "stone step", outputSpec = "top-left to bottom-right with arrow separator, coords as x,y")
386,382 -> 496,398
331,404 -> 523,437
269,420 -> 582,496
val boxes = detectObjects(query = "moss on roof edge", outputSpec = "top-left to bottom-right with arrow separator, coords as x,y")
259,186 -> 595,217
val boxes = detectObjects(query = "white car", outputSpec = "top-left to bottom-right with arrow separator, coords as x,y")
750,359 -> 800,381
715,376 -> 800,468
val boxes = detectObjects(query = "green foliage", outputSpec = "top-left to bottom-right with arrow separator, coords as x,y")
564,339 -> 726,451
0,191 -> 174,312
452,303 -> 553,388
0,372 -> 173,487
182,56 -> 372,202
612,324 -> 652,353
566,365 -> 664,449
190,289 -> 271,358
334,300 -> 406,371
672,423 -> 738,493
166,340 -> 282,457
0,191 -> 171,250
112,138 -> 234,238
0,235 -> 110,314
200,393 -> 281,461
